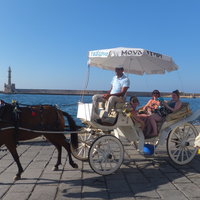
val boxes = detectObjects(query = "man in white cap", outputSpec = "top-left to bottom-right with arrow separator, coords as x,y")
92,67 -> 130,119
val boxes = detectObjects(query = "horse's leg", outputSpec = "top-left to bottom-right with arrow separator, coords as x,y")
47,134 -> 78,169
45,136 -> 62,171
52,144 -> 62,171
62,139 -> 78,168
5,142 -> 23,180
61,112 -> 78,168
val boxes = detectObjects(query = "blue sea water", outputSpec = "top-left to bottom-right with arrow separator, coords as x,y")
0,93 -> 200,126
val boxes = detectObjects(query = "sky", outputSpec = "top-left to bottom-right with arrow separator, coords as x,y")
0,0 -> 200,93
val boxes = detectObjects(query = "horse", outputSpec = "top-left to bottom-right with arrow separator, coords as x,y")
0,102 -> 78,180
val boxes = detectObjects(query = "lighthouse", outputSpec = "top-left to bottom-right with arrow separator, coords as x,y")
4,67 -> 15,93
8,67 -> 11,85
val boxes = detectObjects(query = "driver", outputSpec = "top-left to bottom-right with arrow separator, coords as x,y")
92,67 -> 130,119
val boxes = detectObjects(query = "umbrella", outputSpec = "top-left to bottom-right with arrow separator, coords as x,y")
88,47 -> 179,75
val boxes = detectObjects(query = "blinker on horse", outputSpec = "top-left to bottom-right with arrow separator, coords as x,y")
0,101 -> 78,181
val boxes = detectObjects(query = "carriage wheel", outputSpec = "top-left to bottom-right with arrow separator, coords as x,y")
167,122 -> 198,165
70,129 -> 97,161
89,135 -> 124,175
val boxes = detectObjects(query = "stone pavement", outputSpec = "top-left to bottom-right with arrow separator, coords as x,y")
0,138 -> 200,200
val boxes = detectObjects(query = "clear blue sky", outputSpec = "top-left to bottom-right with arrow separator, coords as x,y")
0,0 -> 199,93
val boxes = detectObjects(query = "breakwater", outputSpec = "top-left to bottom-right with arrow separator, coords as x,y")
0,88 -> 199,98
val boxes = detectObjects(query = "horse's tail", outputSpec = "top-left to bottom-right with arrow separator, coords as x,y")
62,111 -> 78,149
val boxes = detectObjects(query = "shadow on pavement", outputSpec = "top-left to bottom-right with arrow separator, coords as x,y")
11,155 -> 200,199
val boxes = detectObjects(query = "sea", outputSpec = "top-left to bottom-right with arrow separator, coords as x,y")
0,93 -> 200,126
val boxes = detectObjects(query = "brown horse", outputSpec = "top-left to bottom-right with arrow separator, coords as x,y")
0,102 -> 78,180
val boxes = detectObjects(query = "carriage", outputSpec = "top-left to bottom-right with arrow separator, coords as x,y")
1,48 -> 200,181
72,47 -> 200,175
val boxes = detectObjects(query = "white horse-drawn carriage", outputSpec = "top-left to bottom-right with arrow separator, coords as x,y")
72,47 -> 200,175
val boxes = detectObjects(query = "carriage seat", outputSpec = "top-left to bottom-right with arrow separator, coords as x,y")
165,102 -> 191,122
97,101 -> 126,124
158,102 -> 192,131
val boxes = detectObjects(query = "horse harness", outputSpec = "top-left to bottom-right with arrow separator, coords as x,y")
0,103 -> 61,145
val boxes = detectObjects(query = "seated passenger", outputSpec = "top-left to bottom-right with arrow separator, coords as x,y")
139,90 -> 161,115
129,96 -> 145,130
145,90 -> 182,138
92,67 -> 130,119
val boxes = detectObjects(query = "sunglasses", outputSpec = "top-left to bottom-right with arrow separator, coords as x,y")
153,92 -> 159,95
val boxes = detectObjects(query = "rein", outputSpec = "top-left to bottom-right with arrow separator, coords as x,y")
0,126 -> 83,134
0,126 -> 15,131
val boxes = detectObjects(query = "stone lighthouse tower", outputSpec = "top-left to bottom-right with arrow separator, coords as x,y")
8,67 -> 11,85
4,66 -> 15,93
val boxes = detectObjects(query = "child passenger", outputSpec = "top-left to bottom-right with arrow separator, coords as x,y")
129,96 -> 145,131
140,90 -> 161,115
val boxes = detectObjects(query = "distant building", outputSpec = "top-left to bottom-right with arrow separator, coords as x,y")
4,67 -> 15,93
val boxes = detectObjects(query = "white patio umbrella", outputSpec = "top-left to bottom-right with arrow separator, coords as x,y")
88,47 -> 179,75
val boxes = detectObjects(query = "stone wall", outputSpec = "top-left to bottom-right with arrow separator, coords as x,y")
0,88 -> 198,98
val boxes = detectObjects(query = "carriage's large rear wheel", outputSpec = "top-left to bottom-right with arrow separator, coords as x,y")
167,122 -> 198,165
89,135 -> 124,175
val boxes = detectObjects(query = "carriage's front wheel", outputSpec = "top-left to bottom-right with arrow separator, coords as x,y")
89,135 -> 124,175
70,129 -> 96,161
167,122 -> 198,165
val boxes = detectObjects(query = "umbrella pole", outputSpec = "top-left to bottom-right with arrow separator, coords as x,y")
81,65 -> 90,102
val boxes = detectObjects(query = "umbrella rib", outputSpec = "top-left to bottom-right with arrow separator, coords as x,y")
136,57 -> 145,75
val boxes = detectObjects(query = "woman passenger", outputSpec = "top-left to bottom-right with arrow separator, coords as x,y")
140,90 -> 161,116
145,90 -> 182,138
